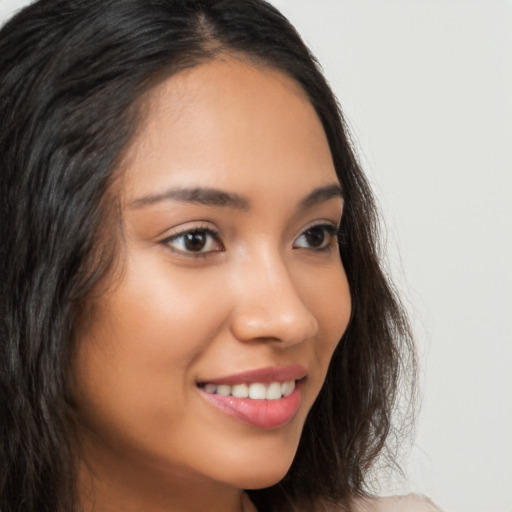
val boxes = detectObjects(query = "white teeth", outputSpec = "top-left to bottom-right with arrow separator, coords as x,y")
281,380 -> 295,397
216,384 -> 231,396
248,382 -> 266,399
231,383 -> 249,398
266,382 -> 282,400
202,380 -> 296,399
204,383 -> 217,394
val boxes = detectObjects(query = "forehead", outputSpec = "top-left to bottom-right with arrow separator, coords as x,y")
121,57 -> 336,202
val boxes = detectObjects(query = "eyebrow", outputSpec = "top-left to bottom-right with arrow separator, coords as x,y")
129,183 -> 343,211
298,183 -> 343,210
129,187 -> 250,210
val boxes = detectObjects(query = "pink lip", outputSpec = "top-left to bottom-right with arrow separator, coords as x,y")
199,381 -> 302,429
198,365 -> 307,386
197,365 -> 307,429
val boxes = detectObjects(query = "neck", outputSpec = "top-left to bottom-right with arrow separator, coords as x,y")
76,444 -> 252,512
79,473 -> 249,512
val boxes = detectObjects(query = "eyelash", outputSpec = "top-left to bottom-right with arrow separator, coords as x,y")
160,223 -> 339,258
294,223 -> 339,252
160,225 -> 223,258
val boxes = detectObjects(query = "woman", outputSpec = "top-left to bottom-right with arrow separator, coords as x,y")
0,1 -> 441,511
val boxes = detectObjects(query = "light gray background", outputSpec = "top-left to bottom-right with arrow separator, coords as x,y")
1,1 -> 511,511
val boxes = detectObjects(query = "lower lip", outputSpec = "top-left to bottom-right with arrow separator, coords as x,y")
199,383 -> 302,429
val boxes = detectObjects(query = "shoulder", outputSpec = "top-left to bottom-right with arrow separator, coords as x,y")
351,494 -> 444,512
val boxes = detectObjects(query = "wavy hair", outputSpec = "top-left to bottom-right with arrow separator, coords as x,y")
0,1 -> 415,511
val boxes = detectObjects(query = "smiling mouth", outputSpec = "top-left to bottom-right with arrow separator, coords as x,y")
198,380 -> 296,400
196,366 -> 306,428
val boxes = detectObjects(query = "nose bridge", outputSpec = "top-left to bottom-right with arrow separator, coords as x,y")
229,244 -> 319,344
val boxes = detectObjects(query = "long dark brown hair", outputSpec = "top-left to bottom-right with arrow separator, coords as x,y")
0,1 -> 415,511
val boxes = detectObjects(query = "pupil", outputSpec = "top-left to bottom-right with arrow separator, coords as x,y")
306,227 -> 325,248
185,231 -> 207,251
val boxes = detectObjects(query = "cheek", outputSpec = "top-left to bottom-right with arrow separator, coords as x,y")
329,267 -> 351,346
70,253 -> 228,440
313,258 -> 351,324
307,262 -> 351,376
89,249 -> 226,358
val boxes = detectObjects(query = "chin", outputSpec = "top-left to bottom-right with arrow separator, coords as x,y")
231,462 -> 292,490
216,438 -> 299,490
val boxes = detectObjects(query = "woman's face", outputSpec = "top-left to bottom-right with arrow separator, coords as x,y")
73,58 -> 351,499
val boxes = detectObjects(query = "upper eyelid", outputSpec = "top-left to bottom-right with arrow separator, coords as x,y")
158,222 -> 220,241
166,228 -> 221,244
298,219 -> 340,234
157,218 -> 340,249
160,220 -> 338,239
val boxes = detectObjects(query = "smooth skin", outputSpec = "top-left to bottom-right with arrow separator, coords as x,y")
72,57 -> 352,512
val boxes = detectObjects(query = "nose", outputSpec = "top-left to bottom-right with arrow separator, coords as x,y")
228,251 -> 319,346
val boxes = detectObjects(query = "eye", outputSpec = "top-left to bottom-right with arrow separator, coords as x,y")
293,224 -> 338,250
162,227 -> 224,255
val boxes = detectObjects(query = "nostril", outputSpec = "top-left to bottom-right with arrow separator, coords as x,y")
228,259 -> 319,344
229,301 -> 318,346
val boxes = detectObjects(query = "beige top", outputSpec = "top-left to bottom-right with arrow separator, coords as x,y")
354,494 -> 444,512
243,493 -> 444,512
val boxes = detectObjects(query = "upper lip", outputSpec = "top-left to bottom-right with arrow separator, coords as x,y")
198,365 -> 307,386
